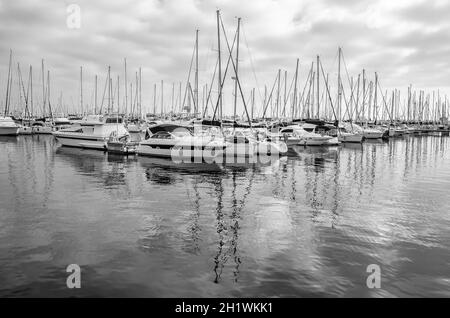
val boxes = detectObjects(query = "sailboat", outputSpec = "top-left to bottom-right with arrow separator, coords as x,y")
1,50 -> 19,136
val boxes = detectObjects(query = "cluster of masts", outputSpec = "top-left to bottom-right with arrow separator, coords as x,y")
2,10 -> 449,127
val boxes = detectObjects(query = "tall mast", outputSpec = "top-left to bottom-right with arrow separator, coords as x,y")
30,65 -> 33,116
195,29 -> 199,115
161,80 -> 164,116
292,58 -> 299,120
179,82 -> 182,114
316,55 -> 320,119
139,67 -> 142,119
42,59 -> 46,117
117,75 -> 120,114
374,72 -> 378,122
80,66 -> 83,115
153,83 -> 156,114
362,69 -> 365,121
337,47 -> 342,122
407,84 -> 411,122
47,70 -> 53,120
107,66 -> 111,113
124,58 -> 127,115
216,10 -> 222,120
94,75 -> 97,114
172,82 -> 175,115
233,17 -> 241,122
283,70 -> 287,117
276,69 -> 281,119
251,87 -> 255,121
4,49 -> 12,116
130,83 -> 133,117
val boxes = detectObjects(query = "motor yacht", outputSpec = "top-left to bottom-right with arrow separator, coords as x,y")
53,115 -> 128,150
0,116 -> 20,136
137,123 -> 227,162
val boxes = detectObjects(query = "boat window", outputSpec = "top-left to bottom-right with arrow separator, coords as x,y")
150,131 -> 173,139
105,117 -> 123,123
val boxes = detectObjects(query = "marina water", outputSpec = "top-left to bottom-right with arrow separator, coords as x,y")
0,135 -> 449,297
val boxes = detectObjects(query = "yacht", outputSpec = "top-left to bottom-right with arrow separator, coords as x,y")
53,115 -> 128,150
295,124 -> 339,146
137,123 -> 228,162
337,123 -> 363,143
350,123 -> 383,139
0,116 -> 20,136
338,129 -> 363,143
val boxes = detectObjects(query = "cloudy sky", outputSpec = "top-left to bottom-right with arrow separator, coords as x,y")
1,0 -> 449,116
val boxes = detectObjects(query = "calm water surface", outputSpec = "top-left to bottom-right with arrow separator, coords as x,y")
0,134 -> 449,297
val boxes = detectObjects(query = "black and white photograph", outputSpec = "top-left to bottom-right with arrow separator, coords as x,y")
0,0 -> 449,303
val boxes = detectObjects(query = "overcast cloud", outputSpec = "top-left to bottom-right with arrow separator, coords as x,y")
1,0 -> 449,115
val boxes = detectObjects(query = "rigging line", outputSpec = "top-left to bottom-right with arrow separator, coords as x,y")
281,70 -> 296,117
203,57 -> 219,117
211,27 -> 238,121
260,72 -> 278,119
99,71 -> 109,114
341,50 -> 357,105
376,77 -> 394,123
297,66 -> 312,119
181,40 -> 197,111
219,15 -> 252,127
241,22 -> 264,107
319,59 -> 338,122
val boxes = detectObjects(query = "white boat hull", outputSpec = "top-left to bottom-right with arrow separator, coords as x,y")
19,126 -> 33,135
363,131 -> 383,139
339,133 -> 363,143
53,133 -> 107,150
0,126 -> 19,136
138,140 -> 225,161
298,136 -> 335,146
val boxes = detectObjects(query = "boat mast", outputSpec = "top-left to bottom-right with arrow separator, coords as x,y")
139,67 -> 142,119
153,83 -> 156,115
283,70 -> 287,118
233,17 -> 241,124
80,66 -> 83,116
161,80 -> 164,117
292,58 -> 299,120
337,47 -> 342,123
4,49 -> 12,117
374,72 -> 378,122
316,55 -> 320,119
172,82 -> 175,115
117,75 -> 120,114
251,87 -> 255,121
94,75 -> 98,115
47,70 -> 53,121
30,65 -> 33,117
42,59 -> 46,118
124,58 -> 127,116
216,10 -> 222,121
195,29 -> 199,116
276,69 -> 281,119
107,66 -> 111,114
